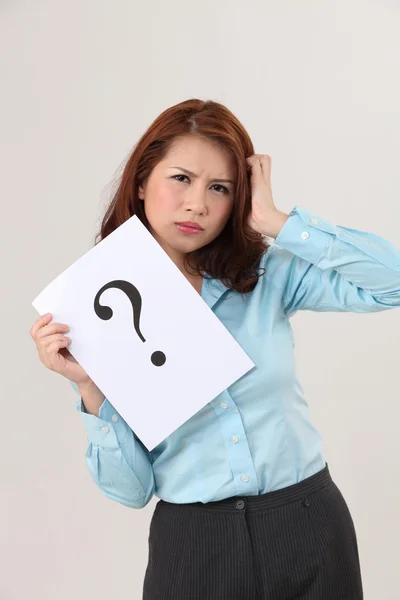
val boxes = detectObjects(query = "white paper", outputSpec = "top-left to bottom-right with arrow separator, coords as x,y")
32,215 -> 255,450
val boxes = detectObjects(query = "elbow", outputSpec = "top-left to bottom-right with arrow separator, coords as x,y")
85,443 -> 156,509
371,291 -> 400,308
129,477 -> 156,509
101,489 -> 154,509
96,470 -> 155,509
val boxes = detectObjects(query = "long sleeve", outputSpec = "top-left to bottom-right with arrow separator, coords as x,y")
271,205 -> 400,318
70,380 -> 155,508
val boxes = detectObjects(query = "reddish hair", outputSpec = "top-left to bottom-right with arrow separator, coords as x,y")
95,98 -> 271,294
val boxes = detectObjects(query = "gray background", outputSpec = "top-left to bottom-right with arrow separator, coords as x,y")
2,0 -> 399,598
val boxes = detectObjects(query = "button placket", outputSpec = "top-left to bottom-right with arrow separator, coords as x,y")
210,391 -> 260,495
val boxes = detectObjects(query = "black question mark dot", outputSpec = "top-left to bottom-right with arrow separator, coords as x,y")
151,351 -> 166,367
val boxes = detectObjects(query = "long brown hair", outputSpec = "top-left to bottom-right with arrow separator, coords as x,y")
95,98 -> 271,294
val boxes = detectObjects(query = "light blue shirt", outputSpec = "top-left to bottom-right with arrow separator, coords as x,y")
71,205 -> 400,508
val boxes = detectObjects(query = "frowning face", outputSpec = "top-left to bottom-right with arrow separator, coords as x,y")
138,134 -> 236,268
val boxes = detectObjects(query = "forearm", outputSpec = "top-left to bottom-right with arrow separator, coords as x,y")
78,381 -> 105,416
72,381 -> 155,508
262,210 -> 290,239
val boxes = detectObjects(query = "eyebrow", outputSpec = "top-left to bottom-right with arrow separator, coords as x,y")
169,166 -> 235,185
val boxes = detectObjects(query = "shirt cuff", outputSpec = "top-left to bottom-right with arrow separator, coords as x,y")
274,205 -> 335,265
75,396 -> 120,449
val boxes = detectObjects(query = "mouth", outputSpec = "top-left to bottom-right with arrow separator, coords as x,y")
175,221 -> 204,234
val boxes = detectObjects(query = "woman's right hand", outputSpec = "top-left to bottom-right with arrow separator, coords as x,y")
30,313 -> 93,387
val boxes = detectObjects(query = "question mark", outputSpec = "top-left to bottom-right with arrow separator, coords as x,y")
93,279 -> 166,367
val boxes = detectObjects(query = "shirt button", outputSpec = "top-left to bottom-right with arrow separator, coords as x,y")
310,218 -> 318,225
231,435 -> 239,443
241,474 -> 250,483
101,426 -> 109,433
112,414 -> 119,422
301,231 -> 310,239
220,401 -> 228,409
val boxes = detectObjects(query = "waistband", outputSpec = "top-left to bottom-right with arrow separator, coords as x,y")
158,462 -> 332,514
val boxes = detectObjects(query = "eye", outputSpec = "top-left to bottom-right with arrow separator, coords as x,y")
212,184 -> 230,194
172,174 -> 189,183
171,174 -> 230,194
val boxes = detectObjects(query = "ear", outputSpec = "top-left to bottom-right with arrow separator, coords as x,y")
138,183 -> 145,201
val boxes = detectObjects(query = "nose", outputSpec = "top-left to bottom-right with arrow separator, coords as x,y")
183,195 -> 207,216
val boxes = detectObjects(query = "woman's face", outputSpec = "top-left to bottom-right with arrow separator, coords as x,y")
138,135 -> 236,269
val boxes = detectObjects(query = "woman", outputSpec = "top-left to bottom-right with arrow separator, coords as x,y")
30,98 -> 400,599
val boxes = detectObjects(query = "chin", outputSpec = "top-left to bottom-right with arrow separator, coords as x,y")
173,239 -> 205,253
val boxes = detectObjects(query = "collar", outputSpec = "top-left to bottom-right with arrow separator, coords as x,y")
201,275 -> 231,309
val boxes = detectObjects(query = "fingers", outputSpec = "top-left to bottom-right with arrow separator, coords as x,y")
249,155 -> 271,173
37,332 -> 71,349
30,313 -> 73,373
249,153 -> 271,161
30,313 -> 53,340
36,322 -> 69,341
31,314 -> 69,342
39,335 -> 71,370
246,154 -> 271,183
259,156 -> 271,182
46,337 -> 71,358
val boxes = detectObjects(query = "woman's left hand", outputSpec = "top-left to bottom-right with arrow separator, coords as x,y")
246,154 -> 289,238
